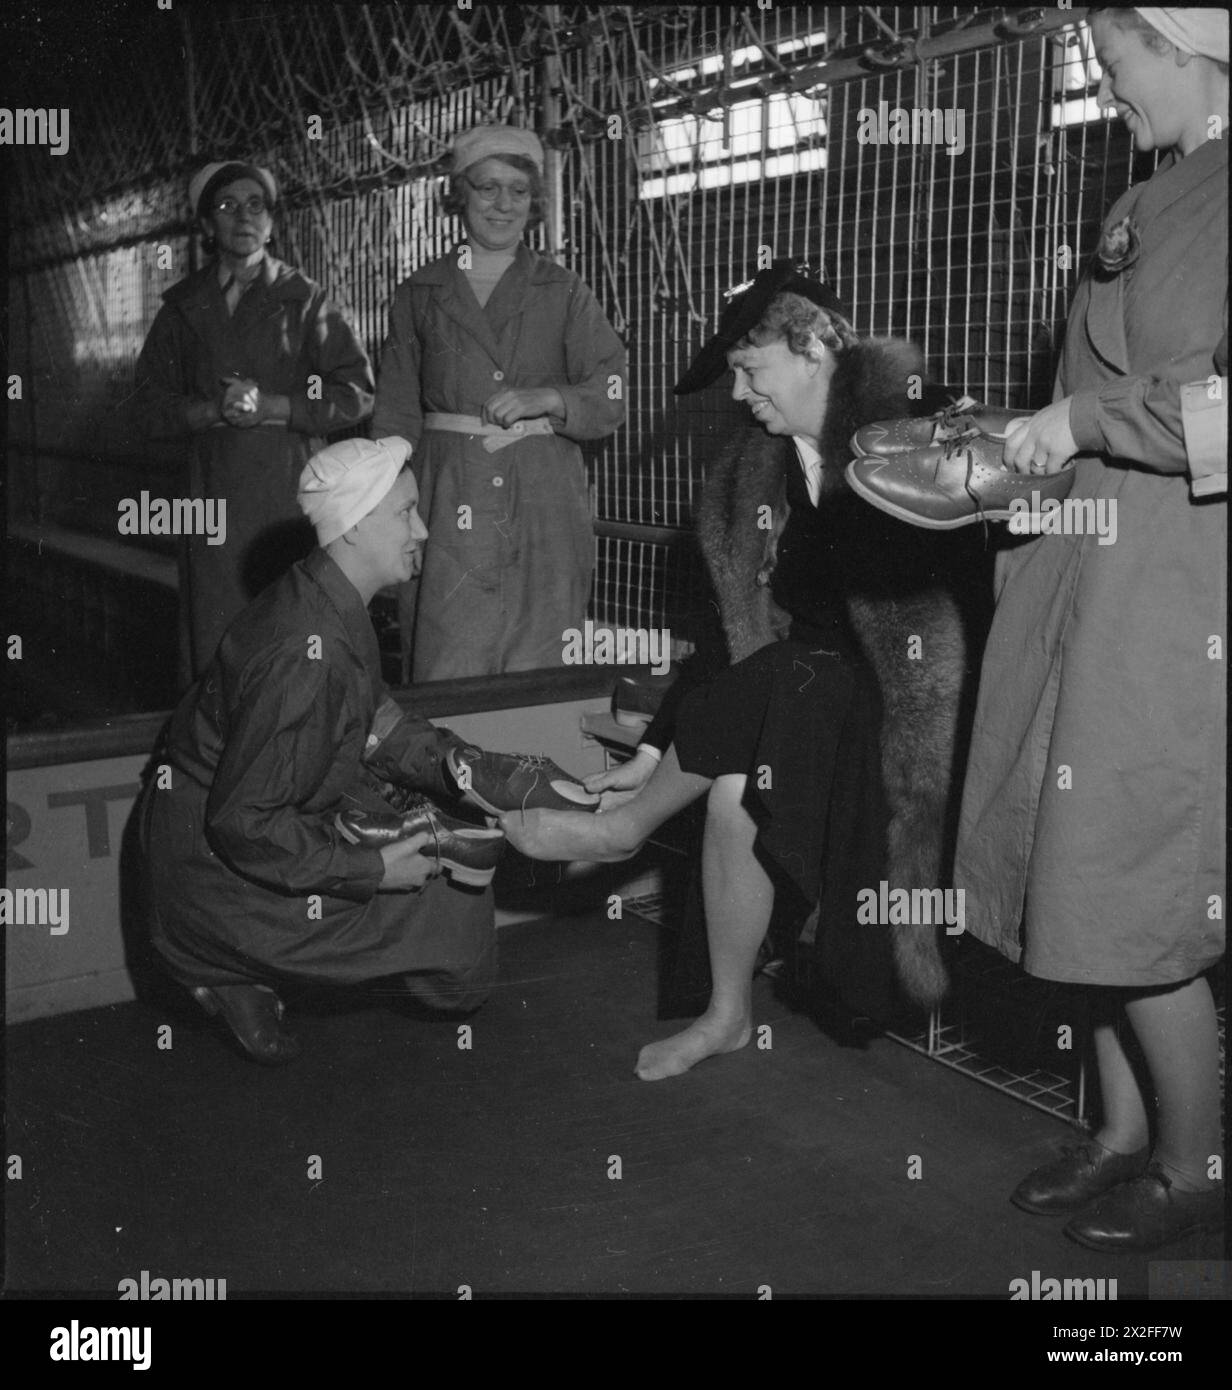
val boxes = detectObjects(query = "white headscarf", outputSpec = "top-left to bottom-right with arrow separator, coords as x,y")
1135,8 -> 1229,62
452,125 -> 545,174
298,437 -> 412,546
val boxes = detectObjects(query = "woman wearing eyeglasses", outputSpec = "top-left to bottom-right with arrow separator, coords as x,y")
373,125 -> 627,680
135,161 -> 375,683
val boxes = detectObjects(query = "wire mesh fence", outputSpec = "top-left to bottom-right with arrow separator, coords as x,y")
8,5 -> 1142,648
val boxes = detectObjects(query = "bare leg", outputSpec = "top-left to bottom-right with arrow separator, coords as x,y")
1090,1014 -> 1151,1156
636,774 -> 774,1080
501,745 -> 712,862
1124,976 -> 1223,1191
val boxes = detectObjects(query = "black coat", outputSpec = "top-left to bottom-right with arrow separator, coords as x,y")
653,338 -> 994,1009
138,549 -> 492,991
135,257 -> 375,681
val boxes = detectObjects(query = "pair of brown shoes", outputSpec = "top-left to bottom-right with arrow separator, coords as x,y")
846,397 -> 1077,529
1012,1141 -> 1224,1251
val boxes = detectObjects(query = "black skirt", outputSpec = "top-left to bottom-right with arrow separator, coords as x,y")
672,632 -> 898,1017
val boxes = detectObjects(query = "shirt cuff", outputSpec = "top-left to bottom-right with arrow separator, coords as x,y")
318,843 -> 386,903
1181,378 -> 1228,498
553,384 -> 581,434
1067,389 -> 1103,453
288,396 -> 314,434
636,743 -> 663,762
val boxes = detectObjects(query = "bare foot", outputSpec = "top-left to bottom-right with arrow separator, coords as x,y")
499,806 -> 640,863
635,1012 -> 752,1081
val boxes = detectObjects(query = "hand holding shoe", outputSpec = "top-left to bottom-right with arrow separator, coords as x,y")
378,832 -> 438,891
1002,399 -> 1078,475
447,745 -> 600,815
584,749 -> 658,796
338,801 -> 505,887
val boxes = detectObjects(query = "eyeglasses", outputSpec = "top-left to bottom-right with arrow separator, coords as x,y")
463,177 -> 533,205
213,195 -> 271,218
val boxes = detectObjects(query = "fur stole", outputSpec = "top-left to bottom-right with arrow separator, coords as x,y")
695,338 -> 992,1009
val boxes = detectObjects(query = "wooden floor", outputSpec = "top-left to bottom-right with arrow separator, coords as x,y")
5,909 -> 1223,1299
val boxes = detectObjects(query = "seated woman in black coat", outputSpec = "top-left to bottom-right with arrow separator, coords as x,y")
503,263 -> 944,1080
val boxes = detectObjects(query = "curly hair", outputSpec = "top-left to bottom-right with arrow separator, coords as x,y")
738,290 -> 858,359
440,153 -> 544,231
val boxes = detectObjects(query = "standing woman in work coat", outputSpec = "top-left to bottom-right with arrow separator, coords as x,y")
955,8 -> 1227,1251
372,125 -> 627,681
135,161 -> 375,684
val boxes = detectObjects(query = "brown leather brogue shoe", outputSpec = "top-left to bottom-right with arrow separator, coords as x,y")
846,443 -> 1077,529
851,396 -> 1034,458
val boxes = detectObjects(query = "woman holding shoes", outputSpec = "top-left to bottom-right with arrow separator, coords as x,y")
954,7 -> 1227,1252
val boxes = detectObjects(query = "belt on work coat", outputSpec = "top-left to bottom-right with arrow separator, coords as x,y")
423,412 -> 555,453
207,420 -> 288,430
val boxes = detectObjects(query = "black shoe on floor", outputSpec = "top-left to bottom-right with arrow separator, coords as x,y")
1010,1140 -> 1149,1215
1064,1165 -> 1225,1251
190,983 -> 301,1065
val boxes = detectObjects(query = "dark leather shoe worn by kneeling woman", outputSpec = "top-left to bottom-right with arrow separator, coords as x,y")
191,983 -> 301,1065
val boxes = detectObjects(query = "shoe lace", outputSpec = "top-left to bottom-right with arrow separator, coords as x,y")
511,755 -> 552,815
940,395 -> 1009,446
514,753 -> 551,771
941,428 -> 978,460
400,794 -> 442,866
937,394 -> 979,429
938,422 -> 993,542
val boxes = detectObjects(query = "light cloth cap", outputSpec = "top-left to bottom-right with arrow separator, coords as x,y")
1134,8 -> 1228,61
298,437 -> 413,546
189,161 -> 278,221
452,124 -> 544,175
